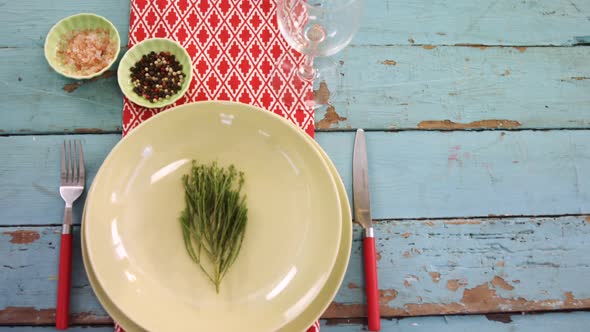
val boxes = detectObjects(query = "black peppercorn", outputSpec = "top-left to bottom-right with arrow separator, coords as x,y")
131,51 -> 186,103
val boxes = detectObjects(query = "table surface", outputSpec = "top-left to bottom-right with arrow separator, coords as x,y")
1,0 -> 590,330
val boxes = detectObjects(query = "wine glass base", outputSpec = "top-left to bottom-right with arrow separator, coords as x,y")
310,56 -> 343,108
272,54 -> 343,111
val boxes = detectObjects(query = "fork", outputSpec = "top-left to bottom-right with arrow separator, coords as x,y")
56,140 -> 85,330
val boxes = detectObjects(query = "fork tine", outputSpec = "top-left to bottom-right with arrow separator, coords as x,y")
61,141 -> 67,183
68,140 -> 73,183
73,141 -> 78,184
78,140 -> 85,185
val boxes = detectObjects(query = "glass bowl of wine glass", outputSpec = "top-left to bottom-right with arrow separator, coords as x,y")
276,0 -> 362,107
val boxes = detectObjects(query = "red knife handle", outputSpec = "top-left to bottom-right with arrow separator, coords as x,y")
364,234 -> 381,331
56,232 -> 72,329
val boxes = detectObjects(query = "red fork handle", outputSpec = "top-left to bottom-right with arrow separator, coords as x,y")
56,232 -> 72,329
364,234 -> 381,331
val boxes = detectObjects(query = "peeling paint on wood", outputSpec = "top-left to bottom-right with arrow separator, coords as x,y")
61,84 -> 79,93
422,45 -> 436,50
5,46 -> 590,133
4,314 -> 590,330
4,216 -> 590,322
514,47 -> 528,53
0,307 -> 112,325
4,1 -> 590,134
404,275 -> 419,288
417,119 -> 522,130
2,230 -> 40,244
586,216 -> 590,223
320,312 -> 590,330
328,46 -> 590,131
381,60 -> 397,65
429,272 -> 441,283
62,70 -> 115,93
455,43 -> 489,50
497,261 -> 506,267
447,279 -> 468,291
314,81 -> 331,105
316,106 -> 347,129
492,276 -> 515,291
401,232 -> 411,238
563,291 -> 590,307
379,289 -> 398,305
325,285 -> 590,318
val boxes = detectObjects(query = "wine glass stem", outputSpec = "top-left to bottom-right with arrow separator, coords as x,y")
298,54 -> 316,81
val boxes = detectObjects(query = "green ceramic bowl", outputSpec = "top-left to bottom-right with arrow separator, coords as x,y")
117,38 -> 193,108
44,13 -> 121,79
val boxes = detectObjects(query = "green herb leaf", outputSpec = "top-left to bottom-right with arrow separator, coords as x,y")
180,161 -> 248,293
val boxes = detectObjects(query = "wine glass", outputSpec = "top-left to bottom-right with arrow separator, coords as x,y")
276,0 -> 362,106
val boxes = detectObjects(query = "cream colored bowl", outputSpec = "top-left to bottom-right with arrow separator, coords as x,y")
83,101 -> 342,331
81,129 -> 352,332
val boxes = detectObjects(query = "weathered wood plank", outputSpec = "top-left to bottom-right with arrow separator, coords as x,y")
1,130 -> 590,224
2,0 -> 590,48
353,0 -> 590,46
0,135 -> 120,225
319,312 -> 590,332
0,0 -> 130,48
328,216 -> 590,317
2,217 -> 590,323
2,45 -> 589,134
315,131 -> 590,219
320,45 -> 590,130
0,48 -> 124,135
2,312 -> 590,331
2,1 -> 590,134
0,227 -> 108,325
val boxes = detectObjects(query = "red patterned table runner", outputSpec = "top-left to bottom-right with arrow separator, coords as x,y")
117,0 -> 318,331
122,0 -> 314,137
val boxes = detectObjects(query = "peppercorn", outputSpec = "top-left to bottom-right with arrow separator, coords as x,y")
130,51 -> 186,103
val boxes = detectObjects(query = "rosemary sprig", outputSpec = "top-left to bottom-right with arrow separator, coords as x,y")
180,161 -> 248,293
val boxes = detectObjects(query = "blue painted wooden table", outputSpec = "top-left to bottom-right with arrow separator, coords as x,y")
2,0 -> 590,331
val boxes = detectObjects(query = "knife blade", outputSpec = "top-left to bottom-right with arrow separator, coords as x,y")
353,128 -> 380,331
353,128 -> 372,230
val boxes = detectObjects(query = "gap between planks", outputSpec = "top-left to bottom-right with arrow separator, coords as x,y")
2,213 -> 590,228
3,307 -> 590,326
4,127 -> 590,137
2,43 -> 589,50
348,43 -> 590,48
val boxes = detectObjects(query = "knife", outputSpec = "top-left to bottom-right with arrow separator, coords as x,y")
353,128 -> 380,331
